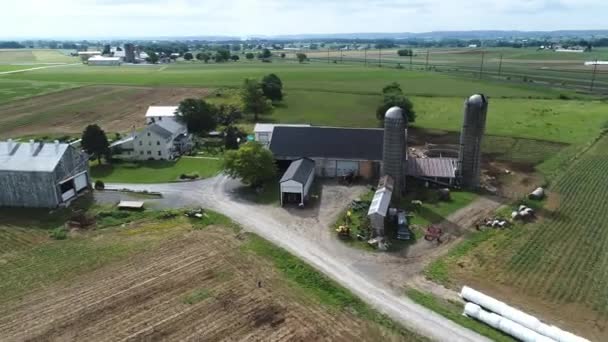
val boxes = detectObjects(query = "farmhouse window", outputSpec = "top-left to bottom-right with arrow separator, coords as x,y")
147,151 -> 151,155
158,151 -> 162,156
140,151 -> 144,155
147,132 -> 151,137
148,142 -> 151,146
157,141 -> 160,145
139,141 -> 142,146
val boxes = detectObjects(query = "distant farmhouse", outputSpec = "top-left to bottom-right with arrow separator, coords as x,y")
88,56 -> 122,66
111,106 -> 192,161
0,140 -> 90,208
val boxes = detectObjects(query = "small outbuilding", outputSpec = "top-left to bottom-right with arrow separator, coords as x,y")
279,158 -> 315,206
88,56 -> 122,66
367,175 -> 394,237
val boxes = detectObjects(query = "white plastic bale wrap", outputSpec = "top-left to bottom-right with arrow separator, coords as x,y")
461,286 -> 590,342
464,303 -> 555,342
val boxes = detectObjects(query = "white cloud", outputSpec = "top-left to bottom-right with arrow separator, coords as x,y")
0,0 -> 606,38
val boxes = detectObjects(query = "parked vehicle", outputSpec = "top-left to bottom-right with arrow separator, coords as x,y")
396,210 -> 411,240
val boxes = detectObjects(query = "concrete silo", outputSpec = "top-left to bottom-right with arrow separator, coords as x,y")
124,44 -> 135,63
459,94 -> 488,189
382,106 -> 407,198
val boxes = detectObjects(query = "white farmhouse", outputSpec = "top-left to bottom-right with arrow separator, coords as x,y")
111,106 -> 192,161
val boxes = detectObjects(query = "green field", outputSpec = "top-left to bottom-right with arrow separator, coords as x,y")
425,133 -> 608,340
90,157 -> 223,183
0,49 -> 77,64
0,79 -> 76,104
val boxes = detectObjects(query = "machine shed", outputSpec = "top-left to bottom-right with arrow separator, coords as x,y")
279,158 -> 315,206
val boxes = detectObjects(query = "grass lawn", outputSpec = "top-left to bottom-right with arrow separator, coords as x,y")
90,157 -> 223,183
0,49 -> 77,64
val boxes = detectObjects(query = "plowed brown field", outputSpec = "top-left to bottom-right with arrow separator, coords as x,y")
0,85 -> 209,138
0,226 -> 406,341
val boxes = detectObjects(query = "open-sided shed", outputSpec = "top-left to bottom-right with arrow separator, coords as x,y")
280,158 -> 315,206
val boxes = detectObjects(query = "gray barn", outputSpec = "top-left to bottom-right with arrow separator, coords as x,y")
0,140 -> 90,208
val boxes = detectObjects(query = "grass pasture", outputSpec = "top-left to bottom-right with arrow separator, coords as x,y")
0,207 -> 421,341
425,134 -> 608,340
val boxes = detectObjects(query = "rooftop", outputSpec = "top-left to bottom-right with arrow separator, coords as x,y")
0,140 -> 70,172
280,158 -> 315,184
89,56 -> 121,61
145,106 -> 179,118
406,157 -> 458,179
270,126 -> 385,161
254,123 -> 311,133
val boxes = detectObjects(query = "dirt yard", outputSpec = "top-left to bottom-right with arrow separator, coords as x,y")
0,225 -> 405,341
0,85 -> 210,138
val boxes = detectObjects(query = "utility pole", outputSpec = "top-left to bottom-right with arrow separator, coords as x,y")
479,51 -> 485,79
327,48 -> 330,64
498,53 -> 503,76
378,47 -> 382,67
425,49 -> 429,70
364,48 -> 367,67
590,59 -> 598,91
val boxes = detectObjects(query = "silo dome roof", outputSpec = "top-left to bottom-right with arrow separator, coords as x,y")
385,106 -> 404,120
468,94 -> 486,105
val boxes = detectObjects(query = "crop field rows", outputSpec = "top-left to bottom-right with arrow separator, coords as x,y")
0,85 -> 209,138
437,134 -> 608,340
0,227 -> 404,341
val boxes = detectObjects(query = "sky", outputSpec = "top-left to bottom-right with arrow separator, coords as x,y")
2,0 -> 608,38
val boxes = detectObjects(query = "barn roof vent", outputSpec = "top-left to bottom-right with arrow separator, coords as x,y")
54,140 -> 60,154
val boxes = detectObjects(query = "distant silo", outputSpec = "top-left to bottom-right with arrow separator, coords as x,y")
459,94 -> 488,189
382,106 -> 407,198
124,44 -> 135,63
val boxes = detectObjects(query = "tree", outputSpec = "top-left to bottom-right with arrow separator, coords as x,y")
245,52 -> 255,60
261,73 -> 283,102
81,124 -> 110,164
176,98 -> 218,134
146,51 -> 159,64
223,142 -> 276,187
223,125 -> 246,150
280,53 -> 286,58
260,48 -> 272,59
214,49 -> 231,62
375,82 -> 416,122
217,104 -> 242,126
230,54 -> 240,62
183,52 -> 193,61
196,52 -> 210,63
397,49 -> 413,57
241,78 -> 273,121
296,53 -> 307,63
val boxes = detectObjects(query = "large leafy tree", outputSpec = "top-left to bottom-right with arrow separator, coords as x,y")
241,78 -> 272,121
375,82 -> 416,122
214,49 -> 231,62
183,52 -> 193,61
261,73 -> 283,102
245,52 -> 255,60
223,142 -> 276,187
146,51 -> 159,64
296,53 -> 307,63
223,125 -> 246,150
176,98 -> 218,134
196,52 -> 210,63
81,124 -> 110,164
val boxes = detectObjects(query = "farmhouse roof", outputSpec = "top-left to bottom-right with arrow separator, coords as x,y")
406,157 -> 458,179
0,141 -> 70,172
270,126 -> 384,161
280,158 -> 315,184
145,106 -> 179,118
148,123 -> 173,139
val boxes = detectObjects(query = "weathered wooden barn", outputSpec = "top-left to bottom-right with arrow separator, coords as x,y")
0,140 -> 90,208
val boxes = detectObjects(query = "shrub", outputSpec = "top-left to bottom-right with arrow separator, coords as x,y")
94,180 -> 105,190
558,94 -> 571,100
50,227 -> 68,240
396,63 -> 404,69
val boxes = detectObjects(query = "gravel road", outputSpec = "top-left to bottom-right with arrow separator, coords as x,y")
104,175 -> 492,342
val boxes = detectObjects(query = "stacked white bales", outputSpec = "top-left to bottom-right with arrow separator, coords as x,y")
461,286 -> 590,342
459,94 -> 488,189
382,106 -> 407,199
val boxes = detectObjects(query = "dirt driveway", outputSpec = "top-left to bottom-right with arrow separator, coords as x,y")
103,176 -> 494,342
